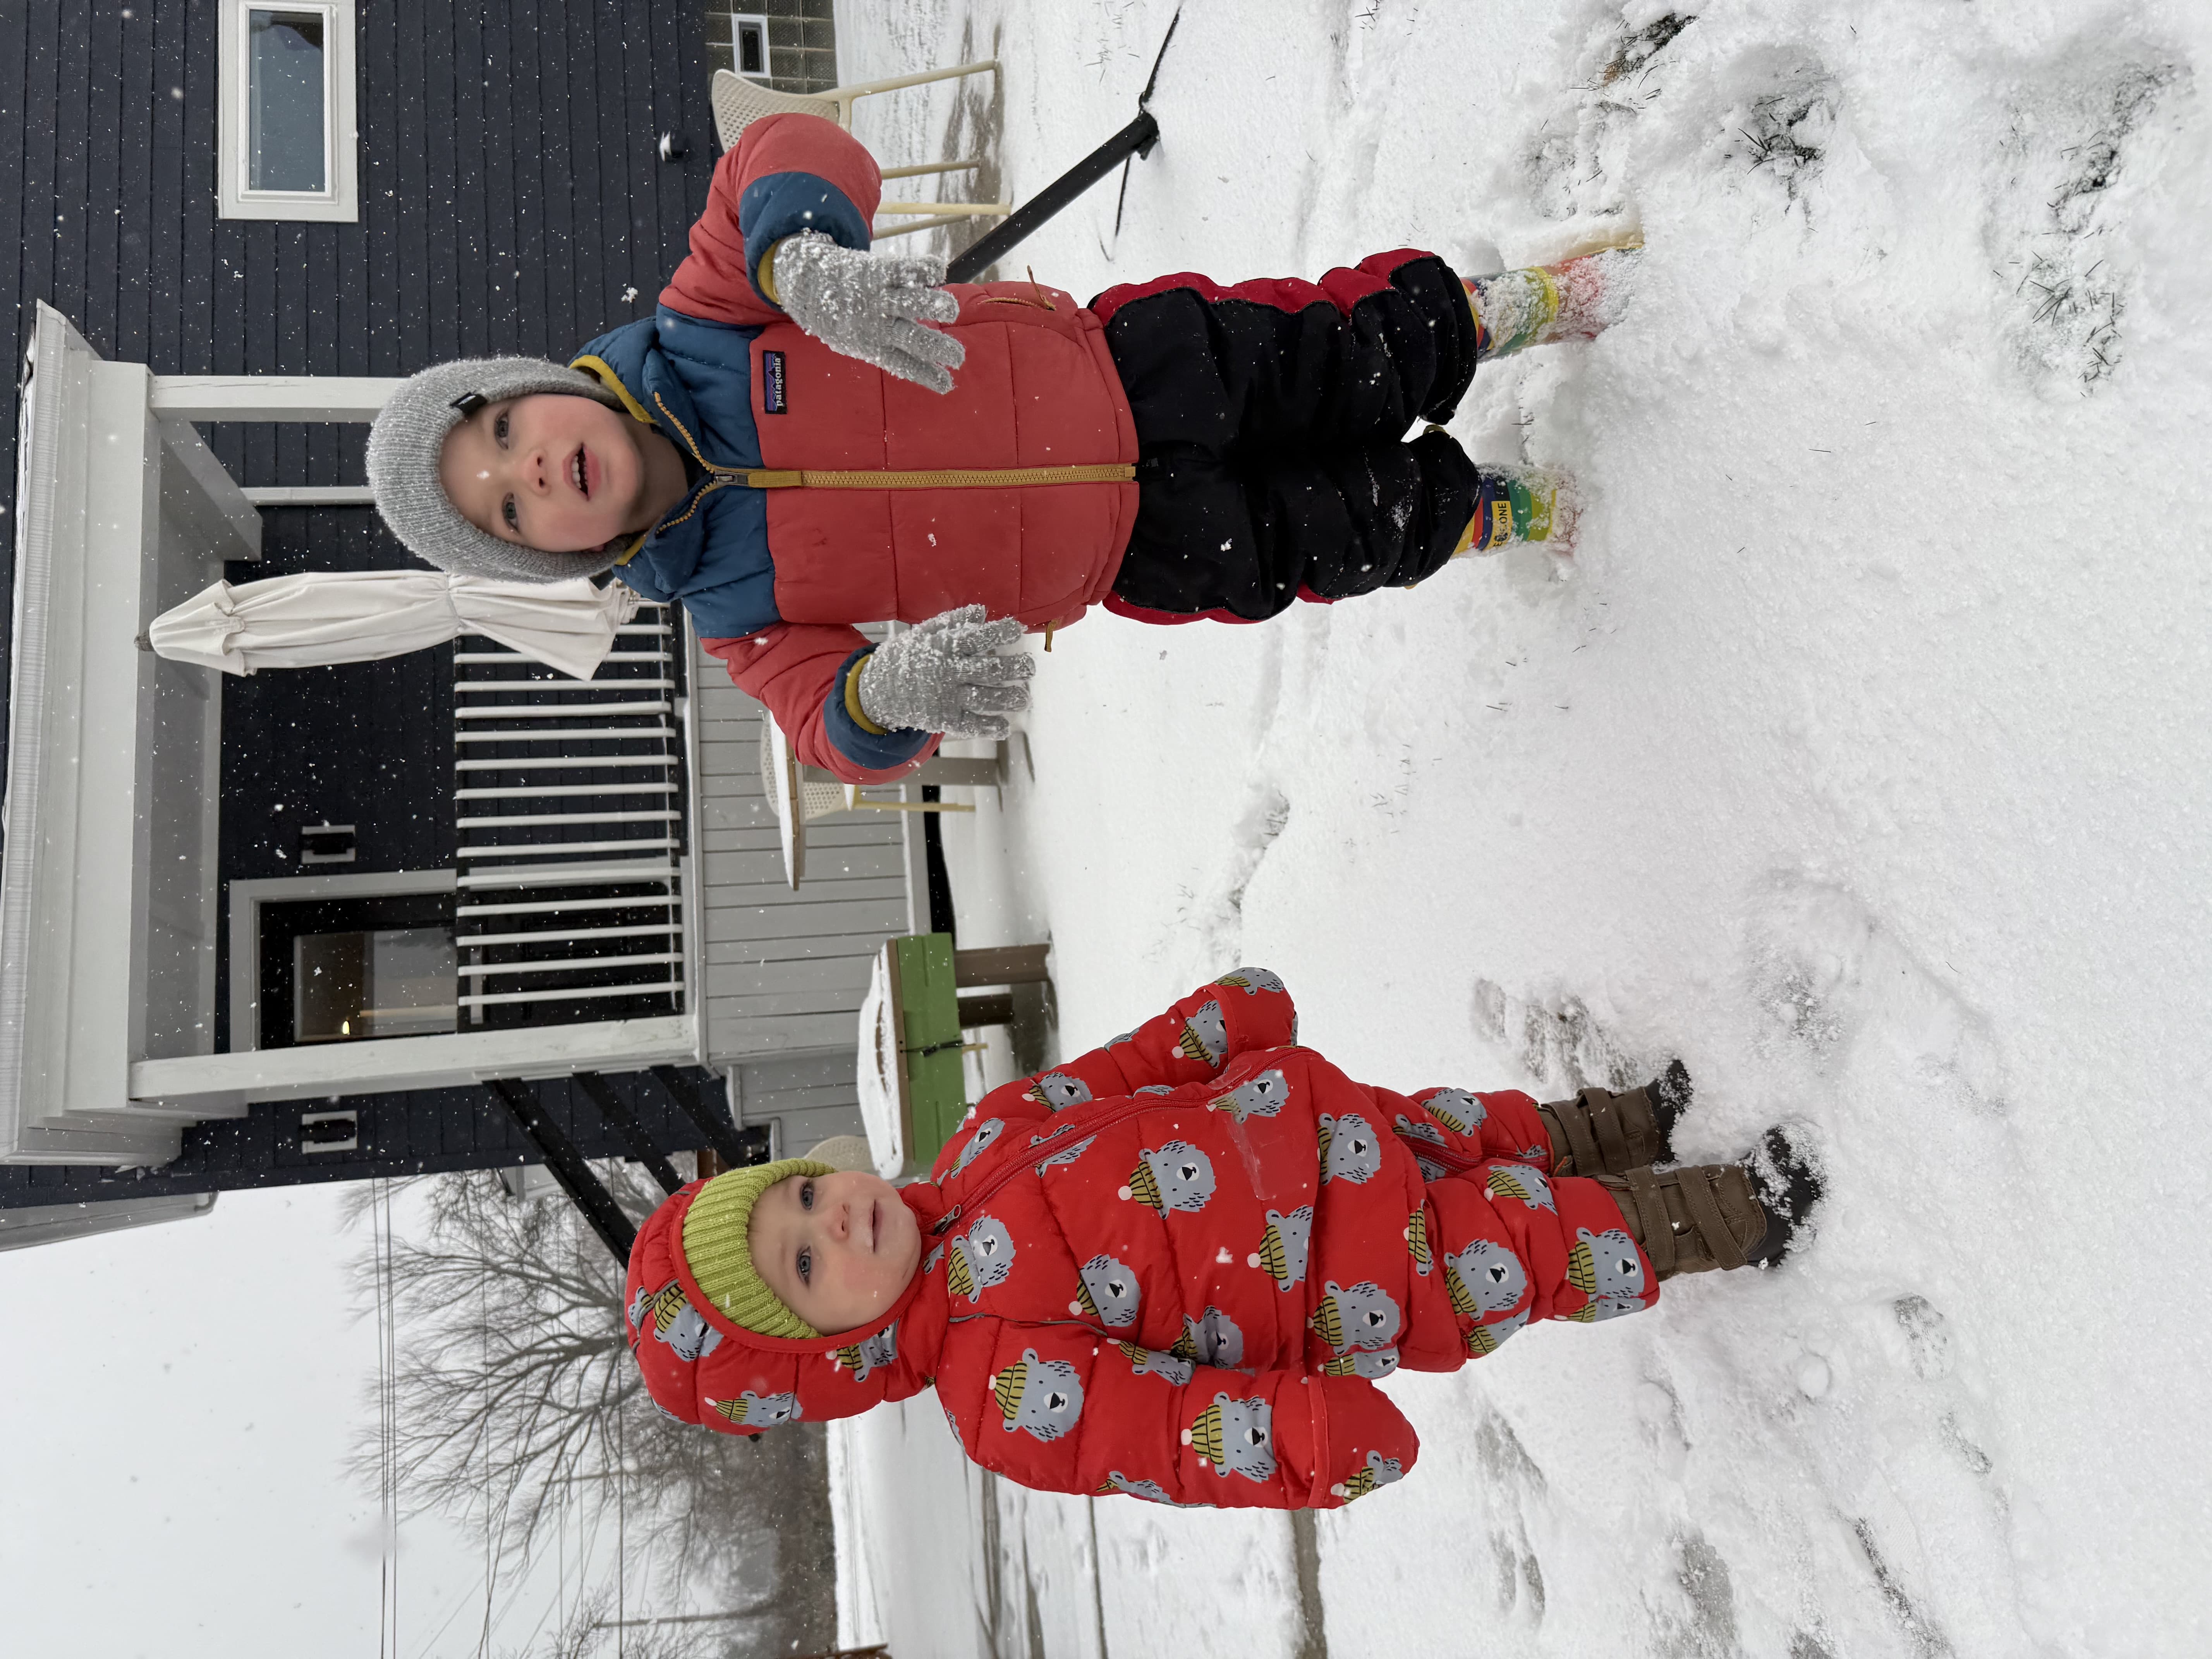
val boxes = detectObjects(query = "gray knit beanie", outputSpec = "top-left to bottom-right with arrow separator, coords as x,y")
365,356 -> 634,583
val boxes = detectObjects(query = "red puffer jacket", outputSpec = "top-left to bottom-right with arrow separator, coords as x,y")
624,974 -> 1654,1509
661,114 -> 1139,782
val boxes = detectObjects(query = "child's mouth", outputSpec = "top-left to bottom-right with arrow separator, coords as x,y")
570,445 -> 592,499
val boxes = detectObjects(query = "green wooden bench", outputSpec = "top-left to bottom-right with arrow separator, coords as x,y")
857,934 -> 1051,1179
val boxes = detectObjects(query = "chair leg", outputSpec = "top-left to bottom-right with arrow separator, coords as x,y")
881,160 -> 984,179
827,60 -> 1001,123
872,218 -> 996,241
880,201 -> 1012,217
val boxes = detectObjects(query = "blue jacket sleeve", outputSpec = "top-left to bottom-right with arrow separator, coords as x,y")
660,115 -> 883,322
823,646 -> 935,772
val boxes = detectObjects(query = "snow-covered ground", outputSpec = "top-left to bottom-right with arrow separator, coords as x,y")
826,0 -> 2212,1655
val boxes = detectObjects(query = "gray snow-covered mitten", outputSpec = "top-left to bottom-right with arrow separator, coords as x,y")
857,605 -> 1034,739
771,230 -> 966,393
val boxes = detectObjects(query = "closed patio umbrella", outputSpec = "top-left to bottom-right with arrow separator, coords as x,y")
145,569 -> 640,681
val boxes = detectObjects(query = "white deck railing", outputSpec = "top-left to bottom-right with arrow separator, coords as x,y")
450,606 -> 687,1023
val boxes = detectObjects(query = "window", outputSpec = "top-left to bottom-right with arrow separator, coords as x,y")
227,872 -> 457,1051
294,927 -> 457,1043
218,0 -> 359,221
730,13 -> 772,80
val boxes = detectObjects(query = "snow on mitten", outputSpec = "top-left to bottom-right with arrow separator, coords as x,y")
771,230 -> 966,393
857,605 -> 1033,738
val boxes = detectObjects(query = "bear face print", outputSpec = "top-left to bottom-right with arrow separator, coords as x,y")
1178,1305 -> 1245,1369
1423,1088 -> 1488,1137
1209,1068 -> 1289,1122
1136,1084 -> 1176,1095
663,1301 -> 721,1364
1188,1392 -> 1276,1482
1485,1163 -> 1557,1212
1445,1237 -> 1528,1320
1465,1306 -> 1530,1355
1177,1000 -> 1230,1067
1335,1449 -> 1407,1501
1568,1293 -> 1647,1323
947,1215 -> 1018,1301
992,1347 -> 1086,1442
1567,1226 -> 1646,1301
1215,966 -> 1287,996
1118,1342 -> 1197,1385
1319,1346 -> 1400,1379
1254,1206 -> 1314,1290
643,1281 -> 723,1364
1318,1112 -> 1384,1184
1025,1072 -> 1094,1111
1101,1470 -> 1180,1504
1075,1253 -> 1142,1328
1309,1280 -> 1403,1353
1034,1134 -> 1097,1173
1393,1113 -> 1446,1146
708,1389 -> 800,1428
949,1117 -> 1006,1177
834,1322 -> 899,1382
1127,1141 -> 1216,1214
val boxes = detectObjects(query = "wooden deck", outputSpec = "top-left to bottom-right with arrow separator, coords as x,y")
687,627 -> 928,1156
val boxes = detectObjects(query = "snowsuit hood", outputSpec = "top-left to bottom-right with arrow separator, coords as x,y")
625,1170 -> 955,1434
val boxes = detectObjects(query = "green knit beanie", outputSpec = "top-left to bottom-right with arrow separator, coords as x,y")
682,1158 -> 836,1340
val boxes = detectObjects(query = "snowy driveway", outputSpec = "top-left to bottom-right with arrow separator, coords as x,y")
830,1 -> 2212,1655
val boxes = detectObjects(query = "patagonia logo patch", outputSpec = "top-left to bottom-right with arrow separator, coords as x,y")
762,350 -> 787,414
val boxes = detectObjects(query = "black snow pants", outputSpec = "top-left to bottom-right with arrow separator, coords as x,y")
1094,250 -> 1481,623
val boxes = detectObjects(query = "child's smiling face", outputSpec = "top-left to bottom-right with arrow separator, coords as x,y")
748,1169 -> 921,1336
438,392 -> 651,554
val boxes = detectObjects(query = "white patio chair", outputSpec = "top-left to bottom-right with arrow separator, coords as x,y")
710,67 -> 1011,240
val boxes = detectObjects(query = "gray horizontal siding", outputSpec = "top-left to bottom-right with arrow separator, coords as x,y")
690,629 -> 912,1068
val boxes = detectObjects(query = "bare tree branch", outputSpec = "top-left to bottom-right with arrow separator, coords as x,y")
350,1165 -> 837,1656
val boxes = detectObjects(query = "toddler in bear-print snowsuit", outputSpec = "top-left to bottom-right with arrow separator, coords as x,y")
625,972 -> 1818,1508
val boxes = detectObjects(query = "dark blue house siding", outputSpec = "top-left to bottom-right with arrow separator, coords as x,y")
0,1 -> 754,1210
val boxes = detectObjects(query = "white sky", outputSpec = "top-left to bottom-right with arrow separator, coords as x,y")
0,1184 -> 603,1659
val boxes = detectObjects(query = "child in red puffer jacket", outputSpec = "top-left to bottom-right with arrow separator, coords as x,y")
623,970 -> 1817,1509
367,113 -> 1634,784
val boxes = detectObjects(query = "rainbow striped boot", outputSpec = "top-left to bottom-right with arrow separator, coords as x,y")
1455,463 -> 1577,556
1464,230 -> 1642,360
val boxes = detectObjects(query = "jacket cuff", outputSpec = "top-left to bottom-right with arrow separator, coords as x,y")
843,652 -> 887,735
824,647 -> 932,771
737,172 -> 871,306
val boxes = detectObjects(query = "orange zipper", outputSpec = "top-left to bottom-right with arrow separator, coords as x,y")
744,464 -> 1133,490
653,391 -> 1131,496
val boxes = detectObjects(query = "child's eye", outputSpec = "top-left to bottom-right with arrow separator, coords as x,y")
797,1246 -> 812,1284
493,410 -> 508,445
800,1180 -> 814,1211
502,496 -> 518,533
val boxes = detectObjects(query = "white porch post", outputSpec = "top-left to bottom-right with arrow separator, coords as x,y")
149,376 -> 402,422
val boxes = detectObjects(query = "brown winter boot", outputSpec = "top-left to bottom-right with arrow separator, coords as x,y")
1598,1129 -> 1821,1276
1539,1060 -> 1691,1177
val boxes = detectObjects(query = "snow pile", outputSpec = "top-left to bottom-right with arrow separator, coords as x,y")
831,0 -> 2212,1654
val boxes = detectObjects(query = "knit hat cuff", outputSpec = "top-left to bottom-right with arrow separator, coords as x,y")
681,1159 -> 836,1340
364,355 -> 633,584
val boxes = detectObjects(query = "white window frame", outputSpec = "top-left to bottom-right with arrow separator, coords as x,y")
216,0 -> 359,222
730,12 -> 773,81
227,869 -> 455,1052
